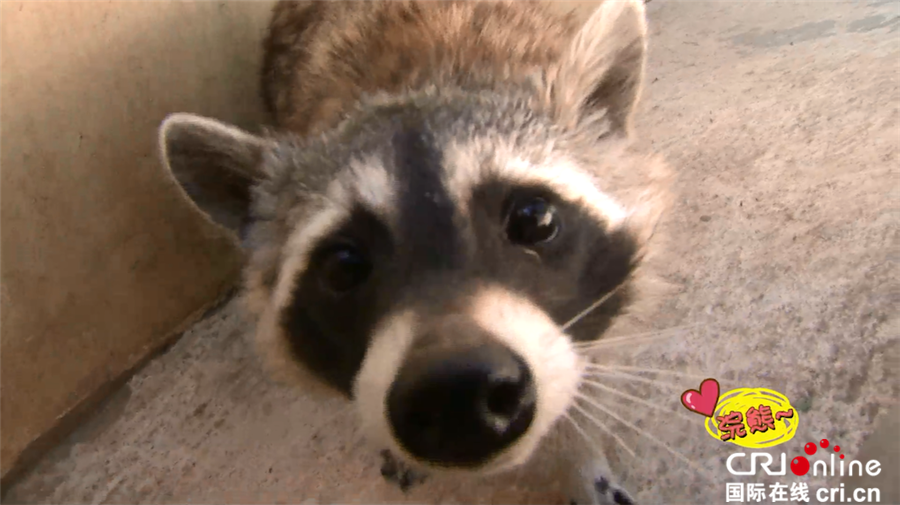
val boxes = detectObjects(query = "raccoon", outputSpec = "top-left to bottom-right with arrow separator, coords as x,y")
157,1 -> 672,504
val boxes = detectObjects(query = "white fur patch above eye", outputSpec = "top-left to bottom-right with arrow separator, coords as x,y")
269,202 -> 350,311
267,155 -> 397,315
343,155 -> 397,221
443,140 -> 629,231
506,156 -> 629,229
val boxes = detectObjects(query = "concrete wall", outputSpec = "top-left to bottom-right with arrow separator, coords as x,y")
0,0 -> 275,482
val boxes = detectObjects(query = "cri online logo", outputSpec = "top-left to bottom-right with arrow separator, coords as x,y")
725,438 -> 882,478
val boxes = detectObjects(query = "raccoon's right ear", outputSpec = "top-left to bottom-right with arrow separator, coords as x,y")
159,113 -> 273,233
549,0 -> 648,138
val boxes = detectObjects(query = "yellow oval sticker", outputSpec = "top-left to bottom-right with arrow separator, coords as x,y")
704,387 -> 799,449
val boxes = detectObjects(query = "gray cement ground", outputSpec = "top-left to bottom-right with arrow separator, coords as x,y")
4,1 -> 898,504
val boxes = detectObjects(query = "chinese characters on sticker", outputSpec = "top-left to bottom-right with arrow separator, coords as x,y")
716,405 -> 794,441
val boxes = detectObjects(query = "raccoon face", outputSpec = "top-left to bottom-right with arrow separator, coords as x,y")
158,0 -> 663,475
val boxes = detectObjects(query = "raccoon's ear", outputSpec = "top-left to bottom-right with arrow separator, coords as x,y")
550,0 -> 648,137
159,113 -> 272,233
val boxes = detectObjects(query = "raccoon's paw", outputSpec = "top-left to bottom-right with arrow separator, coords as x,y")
567,456 -> 636,505
379,450 -> 428,492
568,475 -> 636,505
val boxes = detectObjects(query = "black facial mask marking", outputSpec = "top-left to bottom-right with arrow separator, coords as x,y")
280,122 -> 466,395
281,207 -> 393,395
468,180 -> 639,341
392,122 -> 463,274
280,119 -> 640,394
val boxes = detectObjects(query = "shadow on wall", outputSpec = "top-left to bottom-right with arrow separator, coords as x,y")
0,0 -> 276,487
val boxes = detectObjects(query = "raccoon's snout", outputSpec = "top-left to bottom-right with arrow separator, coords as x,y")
386,340 -> 536,467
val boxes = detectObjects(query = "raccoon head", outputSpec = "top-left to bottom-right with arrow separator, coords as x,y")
157,0 -> 667,475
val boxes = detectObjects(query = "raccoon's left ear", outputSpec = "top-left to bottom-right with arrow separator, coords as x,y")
159,113 -> 273,233
549,0 -> 648,137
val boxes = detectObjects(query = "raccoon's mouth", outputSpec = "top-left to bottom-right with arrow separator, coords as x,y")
353,286 -> 584,474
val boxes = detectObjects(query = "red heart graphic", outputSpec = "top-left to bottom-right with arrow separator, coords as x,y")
681,379 -> 720,417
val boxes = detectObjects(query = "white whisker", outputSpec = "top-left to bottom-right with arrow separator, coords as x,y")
581,366 -> 688,391
574,324 -> 697,351
598,364 -> 717,381
562,412 -> 601,453
579,378 -> 695,423
584,363 -> 741,390
574,393 -> 716,482
569,403 -> 637,459
560,284 -> 624,332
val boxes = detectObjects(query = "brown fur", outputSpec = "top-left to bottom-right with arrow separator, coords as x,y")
261,1 -> 582,135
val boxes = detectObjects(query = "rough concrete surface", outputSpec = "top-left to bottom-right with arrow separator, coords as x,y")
4,1 -> 898,504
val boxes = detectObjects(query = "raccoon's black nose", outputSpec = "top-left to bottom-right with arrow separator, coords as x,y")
386,341 -> 536,467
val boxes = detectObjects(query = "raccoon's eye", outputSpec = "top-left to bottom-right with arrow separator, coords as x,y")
319,244 -> 372,295
505,197 -> 560,245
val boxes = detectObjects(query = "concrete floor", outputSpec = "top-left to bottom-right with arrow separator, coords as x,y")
4,1 -> 899,504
